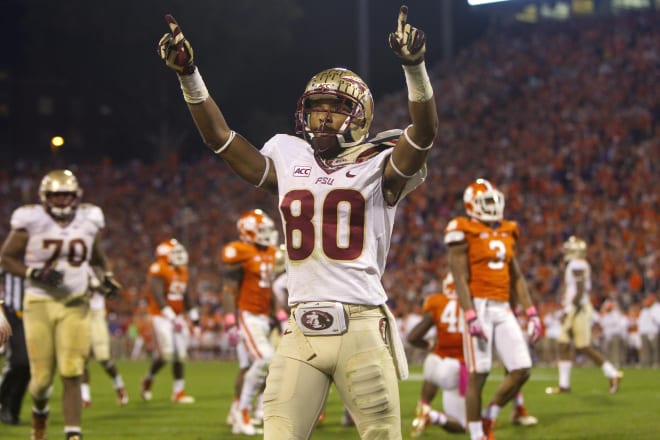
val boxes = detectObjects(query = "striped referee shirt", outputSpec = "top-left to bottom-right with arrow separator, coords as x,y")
1,271 -> 24,313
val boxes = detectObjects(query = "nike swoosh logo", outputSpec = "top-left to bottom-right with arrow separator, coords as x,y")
346,171 -> 357,178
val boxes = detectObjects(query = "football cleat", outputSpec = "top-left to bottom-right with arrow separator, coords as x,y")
226,400 -> 239,425
609,371 -> 623,394
482,418 -> 496,440
411,403 -> 431,437
140,377 -> 153,401
232,408 -> 262,435
116,387 -> 129,406
30,410 -> 48,440
511,405 -> 538,426
171,390 -> 195,404
545,386 -> 571,394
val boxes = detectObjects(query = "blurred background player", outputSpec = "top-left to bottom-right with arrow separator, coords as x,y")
0,169 -> 121,440
407,273 -> 467,437
222,209 -> 278,436
140,238 -> 200,404
546,236 -> 623,394
638,294 -> 659,368
80,268 -> 128,408
0,271 -> 26,425
445,178 -> 542,440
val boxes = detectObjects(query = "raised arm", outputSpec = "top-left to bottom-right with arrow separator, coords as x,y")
383,5 -> 439,205
158,15 -> 277,194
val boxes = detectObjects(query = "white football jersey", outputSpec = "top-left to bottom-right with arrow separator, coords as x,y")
563,258 -> 592,309
11,203 -> 105,300
261,133 -> 425,306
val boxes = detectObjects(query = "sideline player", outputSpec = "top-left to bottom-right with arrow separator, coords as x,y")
140,239 -> 200,404
222,209 -> 278,435
0,169 -> 121,440
546,236 -> 623,394
445,178 -> 542,440
407,273 -> 467,437
158,4 -> 438,438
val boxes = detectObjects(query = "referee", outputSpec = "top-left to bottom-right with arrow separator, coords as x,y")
0,270 -> 30,425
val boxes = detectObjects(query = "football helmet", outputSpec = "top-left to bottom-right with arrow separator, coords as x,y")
39,169 -> 83,221
237,209 -> 276,247
295,67 -> 374,151
156,238 -> 189,267
562,235 -> 587,261
463,178 -> 505,222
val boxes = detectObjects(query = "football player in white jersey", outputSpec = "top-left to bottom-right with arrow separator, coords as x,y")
0,169 -> 121,440
158,5 -> 437,439
546,236 -> 623,395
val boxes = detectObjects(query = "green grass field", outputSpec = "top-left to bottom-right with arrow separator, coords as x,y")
0,360 -> 658,439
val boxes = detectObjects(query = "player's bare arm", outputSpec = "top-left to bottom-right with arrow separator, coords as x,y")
572,268 -> 586,307
221,263 -> 242,315
447,242 -> 473,312
0,229 -> 28,277
148,276 -> 169,309
158,15 -> 278,194
383,5 -> 438,204
407,313 -> 434,350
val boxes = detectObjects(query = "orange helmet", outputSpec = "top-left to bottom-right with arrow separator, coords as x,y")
237,209 -> 277,247
155,238 -> 189,267
463,178 -> 505,222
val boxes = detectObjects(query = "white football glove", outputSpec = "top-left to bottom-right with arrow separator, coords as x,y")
388,6 -> 426,65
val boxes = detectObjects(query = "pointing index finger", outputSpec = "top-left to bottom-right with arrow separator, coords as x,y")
397,5 -> 409,34
165,14 -> 185,44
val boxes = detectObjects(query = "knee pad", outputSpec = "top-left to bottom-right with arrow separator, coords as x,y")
30,381 -> 54,401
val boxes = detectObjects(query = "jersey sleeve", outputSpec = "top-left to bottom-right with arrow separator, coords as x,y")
81,204 -> 106,229
222,242 -> 253,264
148,261 -> 164,276
10,205 -> 38,230
444,217 -> 467,244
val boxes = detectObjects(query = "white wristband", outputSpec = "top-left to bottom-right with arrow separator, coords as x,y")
403,62 -> 433,102
403,125 -> 433,151
256,156 -> 270,188
178,67 -> 209,104
212,130 -> 236,154
388,154 -> 416,179
161,306 -> 176,321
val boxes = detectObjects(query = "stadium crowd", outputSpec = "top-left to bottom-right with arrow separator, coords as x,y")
1,10 -> 658,367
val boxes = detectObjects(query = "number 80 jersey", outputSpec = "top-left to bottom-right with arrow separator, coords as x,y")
261,133 -> 425,307
444,216 -> 519,302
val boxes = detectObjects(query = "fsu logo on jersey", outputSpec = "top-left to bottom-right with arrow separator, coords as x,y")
300,310 -> 334,331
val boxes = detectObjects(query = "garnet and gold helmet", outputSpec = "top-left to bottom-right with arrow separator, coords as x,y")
295,67 -> 374,151
237,209 -> 276,247
562,236 -> 587,261
156,238 -> 189,267
39,169 -> 83,221
463,178 -> 505,222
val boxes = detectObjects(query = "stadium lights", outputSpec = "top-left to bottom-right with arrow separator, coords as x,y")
468,0 -> 513,5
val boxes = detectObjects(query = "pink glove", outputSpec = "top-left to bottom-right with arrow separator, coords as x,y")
464,309 -> 487,341
275,309 -> 288,322
526,306 -> 542,344
227,325 -> 240,347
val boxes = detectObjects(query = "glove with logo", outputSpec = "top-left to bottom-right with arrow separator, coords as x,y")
158,14 -> 195,75
27,266 -> 64,288
526,306 -> 543,344
100,272 -> 122,299
464,309 -> 488,341
388,5 -> 426,65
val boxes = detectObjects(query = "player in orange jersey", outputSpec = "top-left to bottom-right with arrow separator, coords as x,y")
140,239 -> 200,404
222,209 -> 278,436
407,273 -> 467,437
445,179 -> 541,440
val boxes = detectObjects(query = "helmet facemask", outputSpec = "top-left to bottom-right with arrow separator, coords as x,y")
295,68 -> 373,156
156,239 -> 189,267
237,209 -> 276,247
563,236 -> 587,261
463,179 -> 505,222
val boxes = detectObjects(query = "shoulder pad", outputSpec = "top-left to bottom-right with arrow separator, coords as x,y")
78,204 -> 105,228
222,241 -> 255,263
10,205 -> 44,230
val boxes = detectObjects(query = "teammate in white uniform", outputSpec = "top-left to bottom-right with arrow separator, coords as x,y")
158,5 -> 438,439
546,236 -> 623,395
80,269 -> 128,408
0,169 -> 121,440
